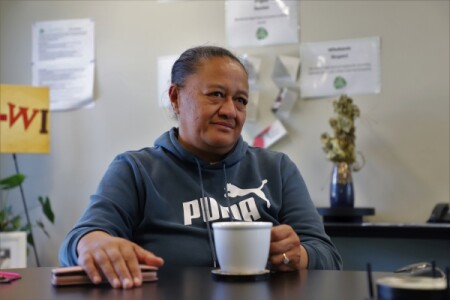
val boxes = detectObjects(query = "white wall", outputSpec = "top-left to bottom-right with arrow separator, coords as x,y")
0,1 -> 448,267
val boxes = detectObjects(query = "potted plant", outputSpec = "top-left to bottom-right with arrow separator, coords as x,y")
320,94 -> 364,207
0,173 -> 54,267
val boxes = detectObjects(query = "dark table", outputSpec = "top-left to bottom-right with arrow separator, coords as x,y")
1,266 -> 387,300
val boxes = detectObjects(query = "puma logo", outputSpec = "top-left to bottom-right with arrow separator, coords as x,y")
225,180 -> 271,208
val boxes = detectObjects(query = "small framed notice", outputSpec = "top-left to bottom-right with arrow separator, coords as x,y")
0,232 -> 27,269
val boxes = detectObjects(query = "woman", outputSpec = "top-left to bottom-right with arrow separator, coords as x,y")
59,45 -> 342,289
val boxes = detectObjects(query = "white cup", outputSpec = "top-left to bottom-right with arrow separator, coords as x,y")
212,221 -> 273,274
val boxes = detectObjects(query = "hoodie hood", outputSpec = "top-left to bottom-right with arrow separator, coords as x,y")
154,127 -> 248,169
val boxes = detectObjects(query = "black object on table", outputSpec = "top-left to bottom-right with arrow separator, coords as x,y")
317,207 -> 375,223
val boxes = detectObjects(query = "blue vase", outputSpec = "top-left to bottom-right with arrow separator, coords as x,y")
330,162 -> 354,207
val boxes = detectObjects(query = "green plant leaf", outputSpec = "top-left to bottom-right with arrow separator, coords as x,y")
0,213 -> 21,231
38,196 -> 55,223
36,219 -> 50,238
27,232 -> 35,246
0,174 -> 26,190
10,215 -> 22,230
0,174 -> 55,248
0,209 -> 5,225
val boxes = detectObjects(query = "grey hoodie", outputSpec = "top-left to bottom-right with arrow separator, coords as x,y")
59,127 -> 342,270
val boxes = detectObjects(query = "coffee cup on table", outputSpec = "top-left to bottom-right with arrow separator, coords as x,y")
212,221 -> 272,274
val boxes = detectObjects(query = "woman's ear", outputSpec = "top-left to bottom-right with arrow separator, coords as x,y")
168,84 -> 180,114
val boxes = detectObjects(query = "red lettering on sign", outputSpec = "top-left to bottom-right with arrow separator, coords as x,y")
8,103 -> 39,130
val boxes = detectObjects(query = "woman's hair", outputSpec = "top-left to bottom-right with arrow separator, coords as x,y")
171,45 -> 247,86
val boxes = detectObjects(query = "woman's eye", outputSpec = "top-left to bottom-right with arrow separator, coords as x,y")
210,91 -> 224,97
235,97 -> 248,106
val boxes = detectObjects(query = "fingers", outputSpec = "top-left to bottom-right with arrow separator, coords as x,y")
128,244 -> 165,287
77,251 -> 103,285
103,244 -> 138,288
78,237 -> 133,288
76,231 -> 164,289
134,244 -> 165,267
271,248 -> 302,271
94,249 -> 126,288
269,225 -> 302,271
270,225 -> 300,253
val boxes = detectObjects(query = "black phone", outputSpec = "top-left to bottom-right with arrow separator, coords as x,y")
427,203 -> 450,223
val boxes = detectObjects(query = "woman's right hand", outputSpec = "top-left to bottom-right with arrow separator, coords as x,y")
76,231 -> 164,289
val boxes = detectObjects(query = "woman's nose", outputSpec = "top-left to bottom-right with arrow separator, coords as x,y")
218,97 -> 237,118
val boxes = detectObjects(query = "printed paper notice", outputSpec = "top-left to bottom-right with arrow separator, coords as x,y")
226,0 -> 299,48
252,120 -> 287,149
32,19 -> 95,111
300,36 -> 381,98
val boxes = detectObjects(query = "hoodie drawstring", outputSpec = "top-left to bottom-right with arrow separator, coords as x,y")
195,159 -> 218,268
223,163 -> 236,221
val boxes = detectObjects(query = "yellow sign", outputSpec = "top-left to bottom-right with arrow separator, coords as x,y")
0,84 -> 50,153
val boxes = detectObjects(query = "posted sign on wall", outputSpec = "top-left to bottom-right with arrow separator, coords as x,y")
225,0 -> 299,48
0,84 -> 50,153
300,36 -> 381,98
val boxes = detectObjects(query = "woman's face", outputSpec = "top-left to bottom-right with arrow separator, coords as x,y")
169,56 -> 249,162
